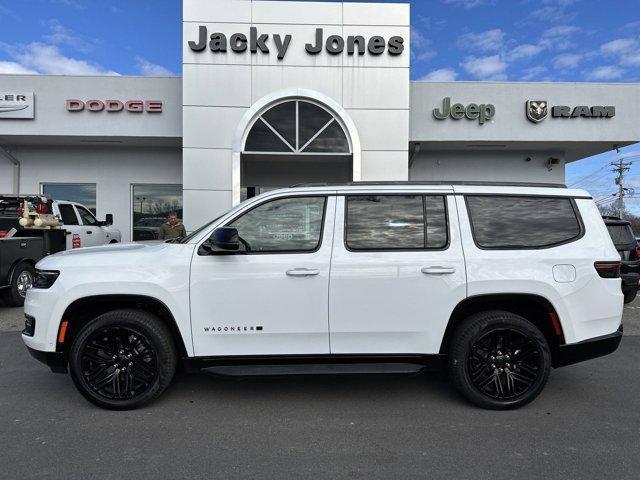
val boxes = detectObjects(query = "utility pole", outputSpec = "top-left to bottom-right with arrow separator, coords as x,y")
612,150 -> 632,218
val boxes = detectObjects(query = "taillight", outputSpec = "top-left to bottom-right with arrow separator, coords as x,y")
594,261 -> 621,278
0,231 -> 6,238
634,246 -> 640,260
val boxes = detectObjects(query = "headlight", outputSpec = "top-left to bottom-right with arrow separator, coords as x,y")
33,270 -> 60,289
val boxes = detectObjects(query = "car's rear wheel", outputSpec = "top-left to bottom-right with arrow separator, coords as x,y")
1,262 -> 35,307
69,309 -> 177,410
448,310 -> 551,410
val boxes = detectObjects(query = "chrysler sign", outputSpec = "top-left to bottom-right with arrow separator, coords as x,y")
188,26 -> 405,59
0,92 -> 34,119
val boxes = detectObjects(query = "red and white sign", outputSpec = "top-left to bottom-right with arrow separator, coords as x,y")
72,234 -> 81,249
66,99 -> 163,113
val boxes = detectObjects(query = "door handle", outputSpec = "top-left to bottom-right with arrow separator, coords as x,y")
286,268 -> 320,277
86,230 -> 93,234
421,266 -> 456,275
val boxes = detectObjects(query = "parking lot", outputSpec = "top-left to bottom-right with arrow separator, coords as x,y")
1,302 -> 639,480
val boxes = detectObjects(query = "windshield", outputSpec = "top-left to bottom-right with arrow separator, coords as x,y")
607,224 -> 636,247
174,215 -> 223,243
174,196 -> 262,243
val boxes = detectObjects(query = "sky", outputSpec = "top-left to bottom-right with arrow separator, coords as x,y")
1,0 -> 639,209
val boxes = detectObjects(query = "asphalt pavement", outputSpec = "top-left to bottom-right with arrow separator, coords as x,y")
1,301 -> 639,480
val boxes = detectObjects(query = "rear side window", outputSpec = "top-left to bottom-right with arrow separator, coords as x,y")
58,204 -> 79,225
466,195 -> 582,249
345,195 -> 448,250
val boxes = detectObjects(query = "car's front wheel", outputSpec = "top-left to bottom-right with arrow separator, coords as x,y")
448,310 -> 551,409
69,309 -> 177,410
2,262 -> 35,307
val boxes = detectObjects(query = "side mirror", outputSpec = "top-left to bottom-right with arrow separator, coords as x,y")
105,214 -> 113,226
199,227 -> 240,255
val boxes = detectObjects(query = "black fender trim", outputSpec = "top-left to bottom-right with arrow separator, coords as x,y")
552,326 -> 623,368
25,345 -> 68,373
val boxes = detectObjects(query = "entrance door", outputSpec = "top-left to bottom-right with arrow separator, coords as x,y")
328,193 -> 467,354
190,195 -> 336,357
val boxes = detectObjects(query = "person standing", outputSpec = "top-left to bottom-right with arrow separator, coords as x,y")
158,212 -> 186,240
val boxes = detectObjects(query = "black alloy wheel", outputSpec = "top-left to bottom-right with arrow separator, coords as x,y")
79,326 -> 158,400
448,310 -> 551,410
467,328 -> 543,400
69,309 -> 177,410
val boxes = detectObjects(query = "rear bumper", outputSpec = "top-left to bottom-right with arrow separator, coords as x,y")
25,346 -> 67,373
553,326 -> 623,368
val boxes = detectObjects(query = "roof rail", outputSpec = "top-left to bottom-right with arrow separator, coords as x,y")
290,181 -> 568,188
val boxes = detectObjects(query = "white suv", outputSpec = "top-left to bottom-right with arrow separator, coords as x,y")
22,183 -> 623,410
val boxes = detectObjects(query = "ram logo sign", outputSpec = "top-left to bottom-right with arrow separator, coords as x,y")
526,100 -> 548,123
0,93 -> 34,119
526,100 -> 615,123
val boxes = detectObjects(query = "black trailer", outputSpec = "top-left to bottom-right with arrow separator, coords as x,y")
1,195 -> 67,307
0,230 -> 66,306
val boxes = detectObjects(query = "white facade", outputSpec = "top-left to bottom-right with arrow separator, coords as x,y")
182,0 -> 410,230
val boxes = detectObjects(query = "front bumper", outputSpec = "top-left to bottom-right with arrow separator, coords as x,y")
553,326 -> 623,368
25,346 -> 67,373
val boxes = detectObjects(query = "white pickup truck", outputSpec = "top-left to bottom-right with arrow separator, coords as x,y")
49,200 -> 121,249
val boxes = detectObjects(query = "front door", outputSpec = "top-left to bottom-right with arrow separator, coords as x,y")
329,193 -> 467,354
190,195 -> 335,357
56,203 -> 82,249
75,204 -> 106,247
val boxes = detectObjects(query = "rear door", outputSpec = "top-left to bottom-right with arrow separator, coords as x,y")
328,192 -> 467,354
55,203 -> 83,249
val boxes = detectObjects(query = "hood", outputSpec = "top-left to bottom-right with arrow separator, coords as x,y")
36,241 -> 194,270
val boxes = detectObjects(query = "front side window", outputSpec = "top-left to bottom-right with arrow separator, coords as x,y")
466,195 -> 582,249
229,196 -> 326,253
42,183 -> 96,214
77,206 -> 98,226
58,204 -> 79,225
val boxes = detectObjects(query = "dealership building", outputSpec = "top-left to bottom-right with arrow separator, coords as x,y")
1,0 -> 640,241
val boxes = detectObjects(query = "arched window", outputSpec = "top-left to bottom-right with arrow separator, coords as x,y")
244,99 -> 351,155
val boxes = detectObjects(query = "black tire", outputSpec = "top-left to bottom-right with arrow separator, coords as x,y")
69,309 -> 177,410
1,262 -> 35,307
623,290 -> 637,304
448,310 -> 551,410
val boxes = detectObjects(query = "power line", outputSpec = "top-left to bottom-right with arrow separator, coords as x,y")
611,154 -> 633,217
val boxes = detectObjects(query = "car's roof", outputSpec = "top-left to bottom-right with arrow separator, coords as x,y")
259,182 -> 591,199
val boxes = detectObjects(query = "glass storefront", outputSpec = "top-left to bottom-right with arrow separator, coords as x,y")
132,184 -> 183,241
41,183 -> 97,214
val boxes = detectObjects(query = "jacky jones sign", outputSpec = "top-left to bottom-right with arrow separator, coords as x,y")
188,26 -> 405,59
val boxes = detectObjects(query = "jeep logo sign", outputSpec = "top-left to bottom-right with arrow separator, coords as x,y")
66,99 -> 163,113
433,97 -> 495,125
